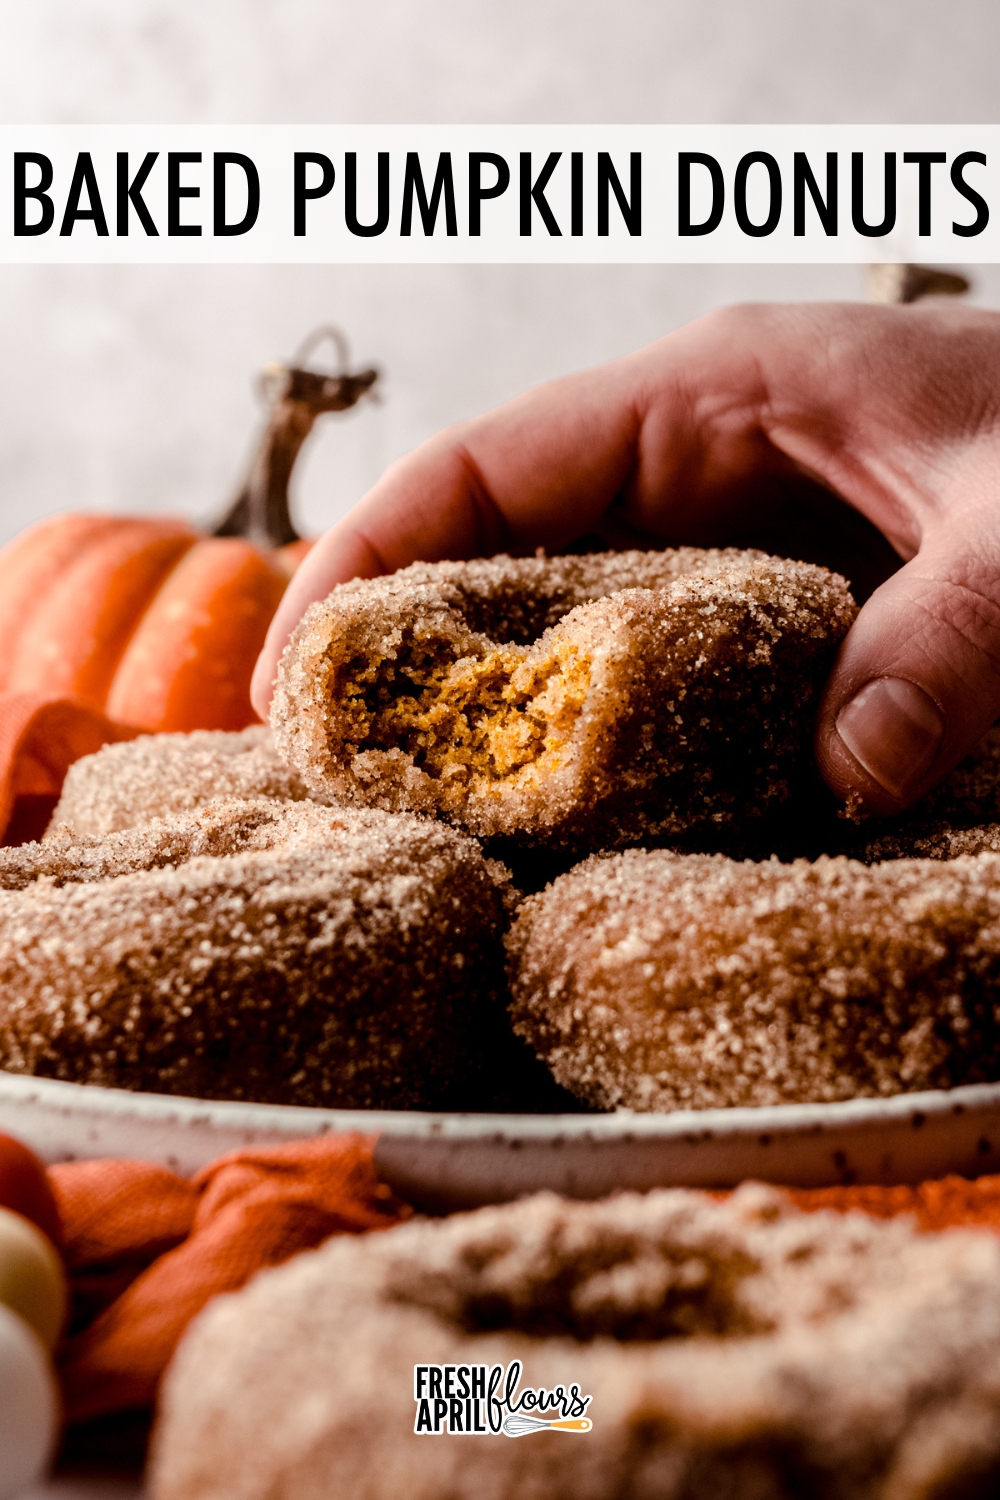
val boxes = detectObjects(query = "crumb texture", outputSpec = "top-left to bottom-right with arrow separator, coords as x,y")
151,1184 -> 1000,1500
507,847 -> 1000,1111
270,549 -> 856,850
0,798 -> 533,1110
49,726 -> 314,837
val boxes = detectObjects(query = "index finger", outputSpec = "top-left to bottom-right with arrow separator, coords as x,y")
250,319 -> 759,713
251,357 -> 643,695
251,305 -> 836,715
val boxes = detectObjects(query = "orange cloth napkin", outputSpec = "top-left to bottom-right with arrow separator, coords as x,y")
785,1176 -> 1000,1232
0,691 -> 141,845
51,1135 -> 412,1425
48,1139 -> 1000,1429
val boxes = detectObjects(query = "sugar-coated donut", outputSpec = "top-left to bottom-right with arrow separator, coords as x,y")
48,726 -> 313,837
507,847 -> 1000,1111
857,725 -> 1000,862
863,821 -> 1000,862
2,795 -> 312,891
0,798 -> 542,1110
151,1184 -> 1000,1500
270,550 -> 855,851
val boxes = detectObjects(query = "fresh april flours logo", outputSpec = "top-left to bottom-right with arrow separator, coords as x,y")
414,1362 -> 593,1437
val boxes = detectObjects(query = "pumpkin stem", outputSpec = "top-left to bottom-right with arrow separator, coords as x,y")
866,263 -> 971,304
213,336 -> 378,548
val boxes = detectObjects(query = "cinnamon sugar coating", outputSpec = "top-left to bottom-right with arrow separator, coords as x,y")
864,822 -> 1000,862
859,727 -> 1000,862
270,550 -> 855,850
1,796 -> 316,891
49,726 -> 313,837
152,1184 -> 1000,1500
906,724 -> 1000,828
507,848 -> 1000,1111
0,799 -> 534,1110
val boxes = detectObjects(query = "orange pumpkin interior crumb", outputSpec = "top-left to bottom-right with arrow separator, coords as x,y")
338,633 -> 592,787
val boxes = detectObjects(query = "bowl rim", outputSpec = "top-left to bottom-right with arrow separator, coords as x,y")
2,1067 -> 997,1141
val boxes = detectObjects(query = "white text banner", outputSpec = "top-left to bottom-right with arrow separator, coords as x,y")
2,125 -> 996,263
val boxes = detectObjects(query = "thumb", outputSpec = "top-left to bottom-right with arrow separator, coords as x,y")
815,509 -> 1000,815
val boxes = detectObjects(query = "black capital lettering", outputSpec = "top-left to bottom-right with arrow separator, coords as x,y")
167,152 -> 201,237
293,153 -> 335,236
598,151 -> 640,235
468,153 -> 510,235
213,152 -> 260,236
117,152 -> 158,236
520,151 -> 562,236
852,152 -> 896,237
571,152 -> 583,235
903,151 -> 946,236
13,153 -> 54,236
345,152 -> 389,237
414,1398 -> 433,1434
400,152 -> 456,236
60,152 -> 109,237
678,152 -> 723,236
734,151 -> 781,236
793,152 -> 837,235
951,151 -> 989,237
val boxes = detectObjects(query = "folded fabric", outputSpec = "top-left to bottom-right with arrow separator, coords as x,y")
0,692 -> 141,845
52,1135 -> 411,1425
49,1135 -> 1000,1430
785,1175 -> 1000,1231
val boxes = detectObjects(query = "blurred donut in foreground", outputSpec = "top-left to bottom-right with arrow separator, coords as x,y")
152,1184 -> 1000,1500
270,550 -> 855,852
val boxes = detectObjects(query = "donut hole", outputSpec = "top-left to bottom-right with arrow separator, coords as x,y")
389,1229 -> 768,1342
447,581 -> 586,646
338,628 -> 592,789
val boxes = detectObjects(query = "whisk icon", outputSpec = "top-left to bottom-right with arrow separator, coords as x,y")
502,1413 -> 593,1437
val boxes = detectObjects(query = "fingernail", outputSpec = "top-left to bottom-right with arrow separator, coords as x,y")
835,678 -> 944,800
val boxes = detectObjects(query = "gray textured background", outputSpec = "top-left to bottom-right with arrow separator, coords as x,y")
1,0 -> 998,548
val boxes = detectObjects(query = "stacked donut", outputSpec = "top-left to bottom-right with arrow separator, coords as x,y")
5,543 -> 1000,1112
268,546 -> 1000,1112
269,548 -> 856,853
0,738 -> 559,1110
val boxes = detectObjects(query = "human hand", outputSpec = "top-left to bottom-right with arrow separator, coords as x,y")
251,300 -> 1000,816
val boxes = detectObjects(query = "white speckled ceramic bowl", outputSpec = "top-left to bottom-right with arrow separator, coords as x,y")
2,1070 -> 999,1212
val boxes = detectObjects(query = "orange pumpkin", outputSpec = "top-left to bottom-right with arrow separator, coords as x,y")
0,350 -> 376,734
0,517 -> 285,733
